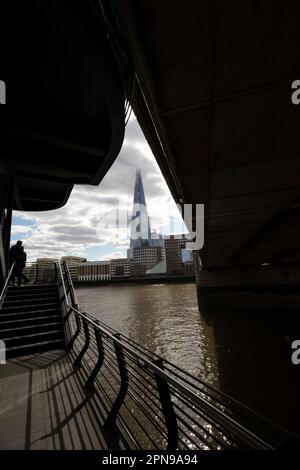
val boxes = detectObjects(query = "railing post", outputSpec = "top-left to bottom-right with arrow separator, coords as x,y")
53,261 -> 58,283
63,260 -> 78,309
73,317 -> 90,367
34,263 -> 38,284
104,333 -> 128,429
85,324 -> 105,389
153,358 -> 178,450
64,307 -> 73,322
67,314 -> 81,350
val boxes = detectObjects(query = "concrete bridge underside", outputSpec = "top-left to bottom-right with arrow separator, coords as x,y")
2,1 -> 300,306
112,0 -> 300,310
1,1 -> 300,433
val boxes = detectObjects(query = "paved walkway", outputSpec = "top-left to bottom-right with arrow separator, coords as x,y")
0,350 -> 110,449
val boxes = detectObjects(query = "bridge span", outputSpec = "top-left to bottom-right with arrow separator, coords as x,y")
1,1 -> 300,308
1,1 -> 300,443
107,0 -> 300,310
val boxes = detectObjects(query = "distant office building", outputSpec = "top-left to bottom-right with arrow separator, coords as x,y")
22,263 -> 37,283
36,257 -> 56,265
130,246 -> 166,277
181,248 -> 193,263
181,248 -> 195,275
61,256 -> 86,281
35,257 -> 58,283
111,258 -> 130,278
184,260 -> 195,275
150,230 -> 165,248
165,235 -> 194,275
23,258 -> 57,283
61,256 -> 87,265
78,261 -> 111,281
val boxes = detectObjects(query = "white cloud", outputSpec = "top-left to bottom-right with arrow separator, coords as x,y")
102,251 -> 126,261
11,225 -> 32,235
13,114 -> 183,261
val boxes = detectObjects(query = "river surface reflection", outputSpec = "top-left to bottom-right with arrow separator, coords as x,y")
76,282 -> 219,389
76,282 -> 300,435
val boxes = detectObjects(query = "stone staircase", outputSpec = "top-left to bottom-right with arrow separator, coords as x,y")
0,284 -> 65,358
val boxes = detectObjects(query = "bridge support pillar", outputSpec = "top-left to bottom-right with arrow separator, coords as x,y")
0,174 -> 13,289
196,264 -> 300,434
196,265 -> 300,311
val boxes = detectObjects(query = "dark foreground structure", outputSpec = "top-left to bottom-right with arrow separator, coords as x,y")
2,2 -> 300,307
1,0 -> 300,448
0,262 -> 296,449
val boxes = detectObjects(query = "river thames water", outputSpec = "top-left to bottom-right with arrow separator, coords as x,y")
76,282 -> 219,390
75,282 -> 300,435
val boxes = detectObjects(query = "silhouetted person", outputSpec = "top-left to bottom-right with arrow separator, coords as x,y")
11,245 -> 29,286
9,240 -> 23,268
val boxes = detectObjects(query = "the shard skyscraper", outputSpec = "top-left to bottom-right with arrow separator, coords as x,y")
128,169 -> 152,255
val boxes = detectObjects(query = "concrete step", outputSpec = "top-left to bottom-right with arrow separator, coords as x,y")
0,308 -> 61,322
0,314 -> 61,330
5,290 -> 59,300
7,288 -> 58,296
0,322 -> 63,339
6,286 -> 58,293
4,330 -> 64,348
0,283 -> 65,358
0,302 -> 60,314
8,283 -> 57,290
2,296 -> 58,308
6,339 -> 66,358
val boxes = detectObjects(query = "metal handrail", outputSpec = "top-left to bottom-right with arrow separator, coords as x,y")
0,261 -> 15,308
81,310 -> 288,437
70,306 -> 274,448
55,260 -> 294,449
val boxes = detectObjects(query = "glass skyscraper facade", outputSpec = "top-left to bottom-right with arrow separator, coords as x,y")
128,169 -> 152,255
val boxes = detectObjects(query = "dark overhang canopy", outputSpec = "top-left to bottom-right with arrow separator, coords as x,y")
0,0 -> 127,211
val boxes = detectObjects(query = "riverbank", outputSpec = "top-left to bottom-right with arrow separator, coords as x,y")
74,275 -> 195,287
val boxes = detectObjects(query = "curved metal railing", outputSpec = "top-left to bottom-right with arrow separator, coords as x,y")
56,260 -> 294,450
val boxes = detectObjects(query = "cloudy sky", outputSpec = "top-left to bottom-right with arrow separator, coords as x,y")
11,114 -> 186,262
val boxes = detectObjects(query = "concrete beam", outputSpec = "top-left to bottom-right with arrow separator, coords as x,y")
196,265 -> 300,311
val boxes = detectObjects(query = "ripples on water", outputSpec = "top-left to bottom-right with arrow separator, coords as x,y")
76,282 -> 219,388
75,282 -> 300,439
